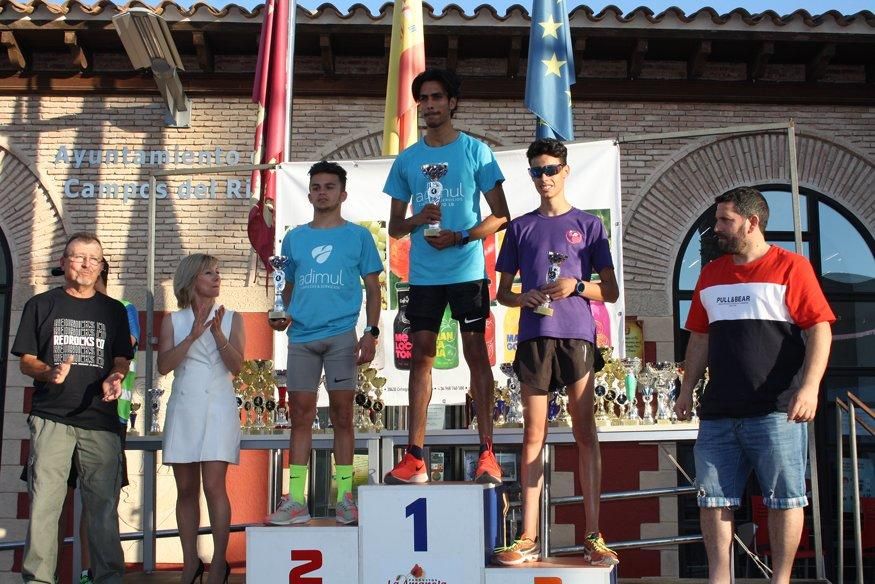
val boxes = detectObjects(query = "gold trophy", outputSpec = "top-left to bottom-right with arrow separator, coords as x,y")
421,163 -> 448,236
371,375 -> 387,433
534,251 -> 568,317
355,366 -> 377,432
553,386 -> 573,427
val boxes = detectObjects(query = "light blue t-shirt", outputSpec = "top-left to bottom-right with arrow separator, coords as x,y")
383,132 -> 504,285
281,221 -> 383,343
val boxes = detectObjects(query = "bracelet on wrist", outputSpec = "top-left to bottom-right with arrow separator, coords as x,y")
217,341 -> 230,352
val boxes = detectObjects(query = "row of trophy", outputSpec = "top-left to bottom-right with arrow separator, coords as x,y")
594,355 -> 705,427
233,359 -> 290,431
470,363 -> 572,429
355,365 -> 387,433
474,353 -> 705,430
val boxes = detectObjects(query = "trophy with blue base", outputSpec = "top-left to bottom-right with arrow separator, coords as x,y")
421,163 -> 448,237
268,255 -> 290,321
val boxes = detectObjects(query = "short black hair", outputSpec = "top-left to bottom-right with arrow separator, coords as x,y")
308,160 -> 347,191
526,138 -> 567,165
714,187 -> 770,233
412,68 -> 461,115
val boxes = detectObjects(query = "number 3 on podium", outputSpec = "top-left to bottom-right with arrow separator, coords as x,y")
289,549 -> 322,584
405,497 -> 428,552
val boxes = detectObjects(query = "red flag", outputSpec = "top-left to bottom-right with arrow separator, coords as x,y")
249,0 -> 291,272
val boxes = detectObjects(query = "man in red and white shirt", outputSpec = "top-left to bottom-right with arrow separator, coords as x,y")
675,186 -> 834,584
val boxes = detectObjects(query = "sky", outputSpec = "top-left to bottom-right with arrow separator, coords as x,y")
147,1 -> 873,17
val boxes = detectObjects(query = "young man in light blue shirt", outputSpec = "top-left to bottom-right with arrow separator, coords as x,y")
267,161 -> 383,525
383,68 -> 510,484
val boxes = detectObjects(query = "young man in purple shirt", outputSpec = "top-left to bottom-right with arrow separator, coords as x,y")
493,138 -> 620,566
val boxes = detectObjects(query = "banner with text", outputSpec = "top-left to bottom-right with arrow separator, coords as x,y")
275,140 -> 625,405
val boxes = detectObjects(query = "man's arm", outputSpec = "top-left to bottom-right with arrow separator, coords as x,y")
20,354 -> 74,384
496,271 -> 548,309
541,267 -> 620,304
431,182 -> 510,251
674,331 -> 709,420
787,321 -> 832,422
468,183 -> 509,241
355,273 -> 382,365
388,198 -> 439,239
101,356 -> 131,401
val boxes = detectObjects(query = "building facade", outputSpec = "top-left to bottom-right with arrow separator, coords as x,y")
0,1 -> 873,579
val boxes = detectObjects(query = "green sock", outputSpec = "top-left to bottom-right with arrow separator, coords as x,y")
289,464 -> 308,505
335,464 -> 354,503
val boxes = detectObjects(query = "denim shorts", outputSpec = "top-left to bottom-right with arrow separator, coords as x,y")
694,412 -> 809,510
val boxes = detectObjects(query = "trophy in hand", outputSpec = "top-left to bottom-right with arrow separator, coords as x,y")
420,163 -> 448,236
534,251 -> 568,316
268,255 -> 290,321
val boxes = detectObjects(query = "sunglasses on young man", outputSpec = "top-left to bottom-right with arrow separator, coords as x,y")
527,164 -> 565,179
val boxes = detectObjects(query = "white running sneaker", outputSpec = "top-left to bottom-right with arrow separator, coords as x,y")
266,495 -> 311,525
335,492 -> 359,525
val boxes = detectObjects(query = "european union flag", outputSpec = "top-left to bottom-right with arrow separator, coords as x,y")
524,0 -> 575,141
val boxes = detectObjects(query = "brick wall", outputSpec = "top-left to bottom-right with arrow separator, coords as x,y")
0,90 -> 872,577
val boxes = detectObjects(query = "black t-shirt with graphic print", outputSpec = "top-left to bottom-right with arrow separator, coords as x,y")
12,287 -> 134,432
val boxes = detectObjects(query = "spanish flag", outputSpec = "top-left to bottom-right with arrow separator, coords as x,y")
382,0 -> 426,155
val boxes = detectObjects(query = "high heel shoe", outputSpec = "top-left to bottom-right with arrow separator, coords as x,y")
187,559 -> 205,584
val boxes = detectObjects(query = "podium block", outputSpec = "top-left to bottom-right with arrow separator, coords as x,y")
246,520 -> 358,583
360,483 -> 486,584
485,558 -> 617,584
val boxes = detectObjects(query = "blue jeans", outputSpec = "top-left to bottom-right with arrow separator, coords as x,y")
694,412 -> 808,510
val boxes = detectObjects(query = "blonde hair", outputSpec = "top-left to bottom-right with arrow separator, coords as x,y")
173,253 -> 219,308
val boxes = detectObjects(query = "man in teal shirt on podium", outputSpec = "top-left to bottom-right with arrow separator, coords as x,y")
267,161 -> 383,525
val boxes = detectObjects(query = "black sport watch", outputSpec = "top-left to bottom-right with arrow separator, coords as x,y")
575,279 -> 587,296
364,325 -> 380,339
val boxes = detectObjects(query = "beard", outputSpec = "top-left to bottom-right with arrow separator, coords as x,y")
715,228 -> 745,254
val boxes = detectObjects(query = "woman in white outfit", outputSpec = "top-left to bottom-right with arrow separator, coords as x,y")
157,254 -> 244,584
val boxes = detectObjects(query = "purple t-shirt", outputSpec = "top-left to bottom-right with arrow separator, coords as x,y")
495,208 -> 614,343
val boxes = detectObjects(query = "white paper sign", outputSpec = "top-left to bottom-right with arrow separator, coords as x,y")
246,523 -> 359,583
275,140 -> 626,405
359,484 -> 485,583
485,561 -> 616,584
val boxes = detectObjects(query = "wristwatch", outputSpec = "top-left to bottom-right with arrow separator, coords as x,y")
575,279 -> 587,296
363,325 -> 380,339
456,229 -> 471,247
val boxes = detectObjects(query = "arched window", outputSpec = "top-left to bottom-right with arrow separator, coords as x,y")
672,186 -> 875,577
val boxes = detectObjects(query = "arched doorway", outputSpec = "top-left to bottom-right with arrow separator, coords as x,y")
0,228 -> 12,455
672,186 -> 875,578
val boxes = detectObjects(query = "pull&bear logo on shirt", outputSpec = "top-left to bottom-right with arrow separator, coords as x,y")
566,229 -> 582,245
311,245 -> 333,264
715,295 -> 751,306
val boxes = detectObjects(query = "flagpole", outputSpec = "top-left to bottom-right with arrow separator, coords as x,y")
283,0 -> 296,164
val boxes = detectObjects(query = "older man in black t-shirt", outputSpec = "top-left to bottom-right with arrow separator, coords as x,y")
12,233 -> 132,584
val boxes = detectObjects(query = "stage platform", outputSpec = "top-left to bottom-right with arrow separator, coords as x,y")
120,573 -> 827,584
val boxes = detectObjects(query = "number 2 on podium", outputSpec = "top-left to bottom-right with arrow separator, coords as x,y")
405,497 -> 428,552
289,549 -> 322,584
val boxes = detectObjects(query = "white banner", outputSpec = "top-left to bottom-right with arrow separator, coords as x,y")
275,140 -> 625,405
